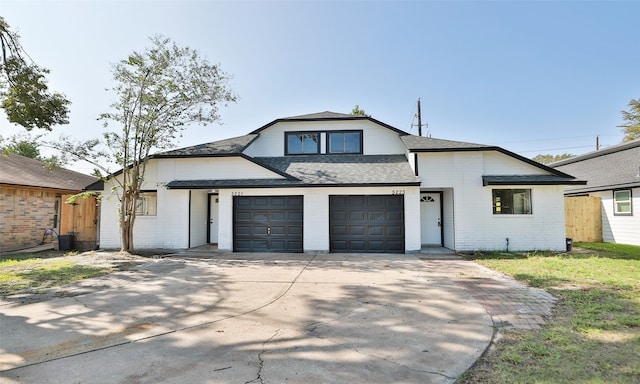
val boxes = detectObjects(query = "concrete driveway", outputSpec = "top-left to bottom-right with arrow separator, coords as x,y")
0,253 -> 494,383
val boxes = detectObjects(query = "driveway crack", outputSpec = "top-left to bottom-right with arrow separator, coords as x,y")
245,329 -> 280,384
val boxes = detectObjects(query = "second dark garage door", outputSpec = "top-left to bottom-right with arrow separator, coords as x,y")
234,196 -> 303,252
330,195 -> 405,253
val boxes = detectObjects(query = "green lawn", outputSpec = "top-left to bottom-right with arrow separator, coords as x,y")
458,243 -> 640,383
0,251 -> 110,297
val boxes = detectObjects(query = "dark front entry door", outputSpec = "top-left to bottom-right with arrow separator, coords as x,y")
329,195 -> 404,253
233,196 -> 303,252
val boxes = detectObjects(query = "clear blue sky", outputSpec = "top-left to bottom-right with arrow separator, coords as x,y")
2,1 -> 638,173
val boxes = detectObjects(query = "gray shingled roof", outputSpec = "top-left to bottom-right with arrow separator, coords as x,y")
153,134 -> 257,157
400,135 -> 490,151
282,111 -> 357,120
166,155 -> 421,189
250,111 -> 410,135
255,155 -> 420,185
0,153 -> 97,191
551,139 -> 640,194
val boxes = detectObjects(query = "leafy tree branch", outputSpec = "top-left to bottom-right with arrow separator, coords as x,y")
0,16 -> 70,130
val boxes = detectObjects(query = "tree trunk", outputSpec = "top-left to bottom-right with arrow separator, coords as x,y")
119,194 -> 136,253
120,221 -> 132,252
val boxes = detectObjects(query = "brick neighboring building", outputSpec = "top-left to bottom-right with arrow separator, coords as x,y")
0,153 -> 97,252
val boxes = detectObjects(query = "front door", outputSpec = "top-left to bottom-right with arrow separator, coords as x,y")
420,192 -> 442,245
209,194 -> 219,243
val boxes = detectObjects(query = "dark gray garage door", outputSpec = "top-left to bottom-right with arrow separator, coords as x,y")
233,196 -> 303,252
329,195 -> 404,253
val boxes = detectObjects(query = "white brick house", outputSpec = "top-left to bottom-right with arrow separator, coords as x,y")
96,112 -> 584,253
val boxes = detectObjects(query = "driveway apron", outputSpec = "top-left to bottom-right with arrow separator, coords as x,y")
0,253 -> 494,383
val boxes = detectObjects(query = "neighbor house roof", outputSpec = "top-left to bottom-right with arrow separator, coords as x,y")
550,138 -> 640,194
0,153 -> 97,191
166,155 -> 421,189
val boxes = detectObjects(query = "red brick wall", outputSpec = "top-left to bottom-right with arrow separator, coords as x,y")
0,186 -> 59,252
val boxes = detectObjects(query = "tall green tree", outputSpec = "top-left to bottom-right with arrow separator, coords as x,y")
532,153 -> 574,165
57,35 -> 236,252
0,16 -> 70,130
1,133 -> 65,169
351,104 -> 369,117
619,98 -> 640,142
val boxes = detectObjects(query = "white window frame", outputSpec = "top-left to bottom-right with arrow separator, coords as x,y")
135,191 -> 157,216
613,189 -> 632,216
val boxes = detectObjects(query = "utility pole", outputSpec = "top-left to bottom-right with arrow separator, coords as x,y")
596,135 -> 600,150
414,98 -> 428,136
417,98 -> 423,137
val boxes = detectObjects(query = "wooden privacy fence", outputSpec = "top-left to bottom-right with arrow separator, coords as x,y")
565,196 -> 602,242
60,194 -> 99,251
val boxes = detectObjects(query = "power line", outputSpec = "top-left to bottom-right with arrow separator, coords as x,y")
517,145 -> 594,153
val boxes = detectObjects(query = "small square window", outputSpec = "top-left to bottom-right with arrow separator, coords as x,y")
136,192 -> 157,216
614,190 -> 632,215
286,132 -> 319,155
328,131 -> 362,154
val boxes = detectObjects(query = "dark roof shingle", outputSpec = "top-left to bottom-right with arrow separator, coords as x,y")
153,134 -> 258,157
166,155 -> 421,189
400,135 -> 491,151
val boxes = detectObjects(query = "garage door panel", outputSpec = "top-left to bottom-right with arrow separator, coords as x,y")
351,240 -> 366,249
236,212 -> 252,221
387,226 -> 403,236
351,225 -> 366,235
330,195 -> 404,253
368,225 -> 384,236
332,225 -> 347,235
288,226 -> 303,235
387,211 -> 402,221
235,225 -> 252,236
233,196 -> 303,253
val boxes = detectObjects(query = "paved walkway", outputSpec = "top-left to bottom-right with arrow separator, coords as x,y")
420,256 -> 557,330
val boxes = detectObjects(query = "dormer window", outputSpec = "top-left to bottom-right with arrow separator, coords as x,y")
328,131 -> 362,154
285,132 -> 320,155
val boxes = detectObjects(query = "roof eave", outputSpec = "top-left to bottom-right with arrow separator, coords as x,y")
250,115 -> 409,135
483,179 -> 588,186
166,181 -> 422,190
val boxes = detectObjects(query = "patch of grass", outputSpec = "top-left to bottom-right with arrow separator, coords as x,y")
575,242 -> 640,260
459,244 -> 640,384
0,253 -> 111,297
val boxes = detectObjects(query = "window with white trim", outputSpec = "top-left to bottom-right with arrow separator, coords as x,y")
136,192 -> 157,216
614,189 -> 632,215
492,189 -> 532,214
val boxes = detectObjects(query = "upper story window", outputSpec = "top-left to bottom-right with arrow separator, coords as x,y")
327,131 -> 362,154
614,189 -> 632,215
285,132 -> 320,155
493,189 -> 532,215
